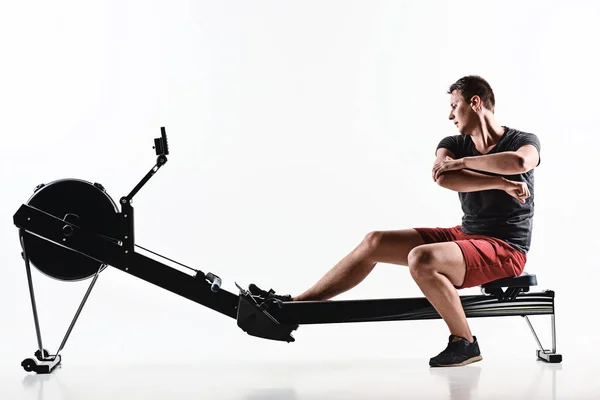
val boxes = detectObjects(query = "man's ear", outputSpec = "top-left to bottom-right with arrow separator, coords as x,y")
470,95 -> 481,111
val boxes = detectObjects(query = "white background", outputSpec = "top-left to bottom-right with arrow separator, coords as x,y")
1,0 -> 598,372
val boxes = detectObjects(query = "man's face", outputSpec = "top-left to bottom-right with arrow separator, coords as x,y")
448,90 -> 477,134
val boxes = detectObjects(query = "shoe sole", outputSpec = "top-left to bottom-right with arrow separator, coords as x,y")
430,355 -> 483,367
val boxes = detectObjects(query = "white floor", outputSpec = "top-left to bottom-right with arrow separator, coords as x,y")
1,355 -> 596,400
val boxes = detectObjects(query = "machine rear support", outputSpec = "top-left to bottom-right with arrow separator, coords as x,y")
19,229 -> 103,374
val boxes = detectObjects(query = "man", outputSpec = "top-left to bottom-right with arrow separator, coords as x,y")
250,75 -> 541,367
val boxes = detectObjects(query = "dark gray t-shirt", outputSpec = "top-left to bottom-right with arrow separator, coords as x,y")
436,127 -> 541,254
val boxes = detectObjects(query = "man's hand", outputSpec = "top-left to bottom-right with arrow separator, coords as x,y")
502,179 -> 530,204
433,156 -> 466,181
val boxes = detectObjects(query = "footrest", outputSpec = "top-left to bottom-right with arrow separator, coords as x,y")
481,274 -> 537,290
235,283 -> 298,343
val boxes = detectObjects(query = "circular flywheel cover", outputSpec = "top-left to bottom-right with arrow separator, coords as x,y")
21,179 -> 121,281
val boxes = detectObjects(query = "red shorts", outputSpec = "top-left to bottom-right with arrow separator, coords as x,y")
413,225 -> 527,289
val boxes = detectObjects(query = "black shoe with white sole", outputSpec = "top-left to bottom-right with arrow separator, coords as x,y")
429,335 -> 483,367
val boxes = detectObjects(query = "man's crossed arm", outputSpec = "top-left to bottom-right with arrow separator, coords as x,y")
433,145 -> 539,179
432,146 -> 540,204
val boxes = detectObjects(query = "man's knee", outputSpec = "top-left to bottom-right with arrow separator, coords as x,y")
358,230 -> 423,266
362,231 -> 384,252
408,246 -> 437,279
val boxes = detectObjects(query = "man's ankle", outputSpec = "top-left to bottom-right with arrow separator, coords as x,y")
452,333 -> 475,344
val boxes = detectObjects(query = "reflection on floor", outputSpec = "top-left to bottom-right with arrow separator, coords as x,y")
4,356 -> 593,400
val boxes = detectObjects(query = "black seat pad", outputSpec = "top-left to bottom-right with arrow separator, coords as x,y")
480,274 -> 537,289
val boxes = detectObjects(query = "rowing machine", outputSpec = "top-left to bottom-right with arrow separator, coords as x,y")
13,127 -> 562,374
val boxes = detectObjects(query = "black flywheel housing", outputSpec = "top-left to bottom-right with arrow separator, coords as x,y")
20,179 -> 121,281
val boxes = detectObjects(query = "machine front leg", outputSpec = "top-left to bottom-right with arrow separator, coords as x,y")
19,230 -> 101,374
21,353 -> 62,374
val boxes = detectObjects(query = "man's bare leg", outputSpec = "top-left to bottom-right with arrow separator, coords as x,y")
408,242 -> 473,342
292,229 -> 425,301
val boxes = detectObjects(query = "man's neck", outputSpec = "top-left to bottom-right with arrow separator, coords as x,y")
469,114 -> 506,151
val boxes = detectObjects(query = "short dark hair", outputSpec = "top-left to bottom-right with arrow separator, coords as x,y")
448,75 -> 495,112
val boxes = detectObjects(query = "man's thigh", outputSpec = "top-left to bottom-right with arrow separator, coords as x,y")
453,237 -> 522,288
410,242 -> 467,287
412,237 -> 521,289
367,229 -> 426,266
413,225 -> 461,244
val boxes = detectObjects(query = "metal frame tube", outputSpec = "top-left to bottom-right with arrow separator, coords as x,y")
57,266 -> 102,354
524,315 -> 545,353
20,233 -> 44,356
551,314 -> 557,353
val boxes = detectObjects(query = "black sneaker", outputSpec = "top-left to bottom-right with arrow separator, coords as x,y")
248,283 -> 292,302
429,335 -> 482,367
